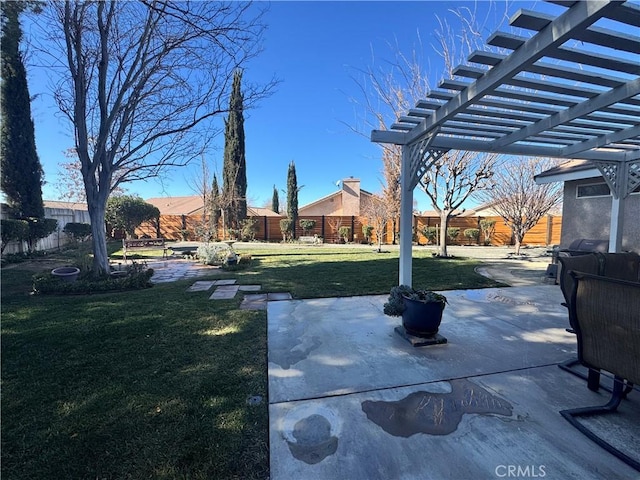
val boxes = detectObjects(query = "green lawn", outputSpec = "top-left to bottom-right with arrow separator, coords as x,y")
1,244 -> 503,479
234,245 -> 501,298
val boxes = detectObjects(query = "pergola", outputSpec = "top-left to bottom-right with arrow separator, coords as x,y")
371,0 -> 640,286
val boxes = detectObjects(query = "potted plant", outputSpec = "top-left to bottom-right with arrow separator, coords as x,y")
383,285 -> 447,338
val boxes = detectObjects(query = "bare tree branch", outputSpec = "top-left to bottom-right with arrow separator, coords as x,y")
478,157 -> 563,254
28,0 -> 276,274
348,3 -> 504,256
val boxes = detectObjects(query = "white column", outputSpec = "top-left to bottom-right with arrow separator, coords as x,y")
399,146 -> 413,286
608,195 -> 624,253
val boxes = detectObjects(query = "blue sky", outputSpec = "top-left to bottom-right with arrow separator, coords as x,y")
28,1 -> 548,211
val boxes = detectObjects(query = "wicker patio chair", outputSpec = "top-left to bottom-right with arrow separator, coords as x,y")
557,254 -> 602,390
560,272 -> 640,472
601,252 -> 640,282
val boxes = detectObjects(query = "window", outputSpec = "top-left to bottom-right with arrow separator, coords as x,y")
576,182 -> 640,198
576,182 -> 610,198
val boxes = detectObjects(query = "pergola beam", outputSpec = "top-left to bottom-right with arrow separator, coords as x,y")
403,1 -> 618,146
490,78 -> 640,150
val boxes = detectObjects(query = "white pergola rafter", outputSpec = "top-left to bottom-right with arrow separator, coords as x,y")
371,0 -> 640,286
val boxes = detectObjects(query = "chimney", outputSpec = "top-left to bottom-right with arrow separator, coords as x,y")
341,177 -> 361,215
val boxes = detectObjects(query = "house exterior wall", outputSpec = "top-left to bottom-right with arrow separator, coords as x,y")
299,195 -> 343,216
560,178 -> 640,252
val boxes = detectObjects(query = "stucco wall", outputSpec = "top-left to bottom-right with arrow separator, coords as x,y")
299,195 -> 343,216
341,178 -> 361,215
561,178 -> 639,252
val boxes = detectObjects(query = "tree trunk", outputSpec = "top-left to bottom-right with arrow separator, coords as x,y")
514,235 -> 523,255
438,213 -> 449,257
87,196 -> 111,276
392,218 -> 398,245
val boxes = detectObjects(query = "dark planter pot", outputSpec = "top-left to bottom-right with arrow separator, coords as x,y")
51,267 -> 80,283
401,295 -> 445,337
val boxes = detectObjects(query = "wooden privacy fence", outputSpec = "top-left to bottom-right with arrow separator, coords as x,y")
137,214 -> 561,247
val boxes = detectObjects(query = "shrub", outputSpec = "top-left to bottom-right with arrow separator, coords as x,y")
1,219 -> 29,253
362,225 -> 374,243
279,219 -> 293,242
479,219 -> 496,245
26,218 -> 58,253
1,252 -> 28,266
221,253 -> 252,271
299,219 -> 316,235
196,244 -> 229,265
32,268 -> 154,295
338,226 -> 351,243
446,227 -> 460,242
463,228 -> 480,243
63,222 -> 92,242
240,218 -> 258,241
421,226 -> 438,245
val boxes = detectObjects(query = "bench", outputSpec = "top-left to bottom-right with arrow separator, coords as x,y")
560,272 -> 640,471
122,238 -> 167,261
299,235 -> 323,244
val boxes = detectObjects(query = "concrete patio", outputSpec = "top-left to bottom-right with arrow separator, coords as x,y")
267,285 -> 640,479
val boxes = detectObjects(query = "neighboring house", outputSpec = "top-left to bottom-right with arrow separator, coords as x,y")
299,177 -> 373,216
145,196 -> 205,216
142,195 -> 282,240
145,196 -> 282,218
535,160 -> 640,252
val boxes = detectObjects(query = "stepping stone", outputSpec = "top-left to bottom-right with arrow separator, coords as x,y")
239,285 -> 261,292
187,281 -> 216,292
209,285 -> 240,300
240,294 -> 268,310
214,279 -> 237,286
268,292 -> 292,301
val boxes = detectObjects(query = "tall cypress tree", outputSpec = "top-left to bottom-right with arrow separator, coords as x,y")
287,161 -> 298,239
0,2 -> 44,219
222,69 -> 247,229
271,184 -> 279,213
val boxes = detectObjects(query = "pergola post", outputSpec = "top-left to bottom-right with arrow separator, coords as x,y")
598,161 -> 640,253
609,196 -> 624,253
399,145 -> 414,286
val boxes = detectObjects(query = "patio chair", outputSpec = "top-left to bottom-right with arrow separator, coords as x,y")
600,252 -> 640,282
557,252 -> 640,391
557,254 -> 602,390
560,272 -> 640,472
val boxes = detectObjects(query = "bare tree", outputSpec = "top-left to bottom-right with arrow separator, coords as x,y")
29,1 -> 275,274
326,216 -> 343,243
361,193 -> 392,253
422,150 -> 497,256
479,157 -> 563,255
380,142 -> 401,244
187,156 -> 214,242
351,4 -> 506,257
